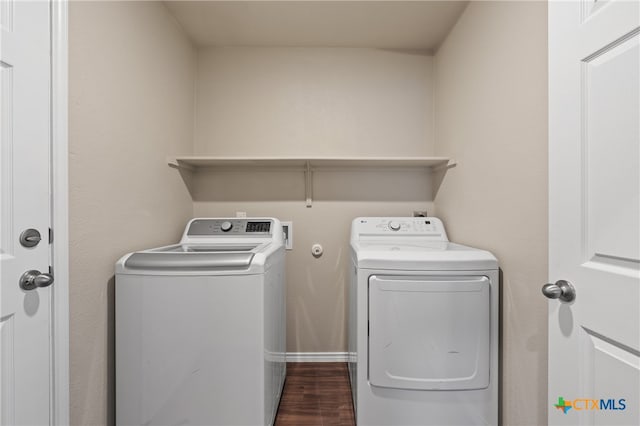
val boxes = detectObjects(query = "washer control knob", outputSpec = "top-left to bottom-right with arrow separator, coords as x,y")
388,221 -> 401,231
220,221 -> 233,232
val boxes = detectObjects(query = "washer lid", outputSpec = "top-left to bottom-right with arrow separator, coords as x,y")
352,241 -> 498,270
122,242 -> 269,271
150,243 -> 260,253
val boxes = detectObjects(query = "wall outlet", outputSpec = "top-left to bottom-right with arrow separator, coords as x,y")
413,210 -> 428,217
281,221 -> 293,250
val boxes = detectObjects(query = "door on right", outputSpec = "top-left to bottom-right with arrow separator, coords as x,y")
548,1 -> 639,425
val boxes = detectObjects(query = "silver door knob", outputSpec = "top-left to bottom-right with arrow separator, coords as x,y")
542,280 -> 575,303
19,270 -> 54,291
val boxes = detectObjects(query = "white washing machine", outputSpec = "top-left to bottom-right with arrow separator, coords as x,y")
349,217 -> 499,425
115,218 -> 286,426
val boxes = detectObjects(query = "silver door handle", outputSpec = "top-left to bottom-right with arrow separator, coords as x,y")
542,280 -> 575,303
19,270 -> 54,291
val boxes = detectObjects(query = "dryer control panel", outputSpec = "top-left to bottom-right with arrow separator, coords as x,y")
351,217 -> 448,241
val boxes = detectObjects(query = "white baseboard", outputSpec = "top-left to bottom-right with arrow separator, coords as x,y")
286,352 -> 348,362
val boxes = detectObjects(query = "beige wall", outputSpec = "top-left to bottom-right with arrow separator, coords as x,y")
69,2 -> 195,425
434,2 -> 548,425
195,47 -> 435,156
193,48 -> 436,352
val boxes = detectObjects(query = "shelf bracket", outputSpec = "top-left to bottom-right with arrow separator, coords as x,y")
432,159 -> 458,171
305,161 -> 313,207
167,158 -> 195,172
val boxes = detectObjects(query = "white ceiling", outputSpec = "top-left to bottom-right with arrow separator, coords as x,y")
164,1 -> 468,51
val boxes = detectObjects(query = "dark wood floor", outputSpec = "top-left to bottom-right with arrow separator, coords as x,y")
275,363 -> 355,426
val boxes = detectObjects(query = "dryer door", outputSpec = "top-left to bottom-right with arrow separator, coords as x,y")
368,275 -> 491,391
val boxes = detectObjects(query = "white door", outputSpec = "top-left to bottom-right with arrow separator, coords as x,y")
1,1 -> 53,425
548,1 -> 640,425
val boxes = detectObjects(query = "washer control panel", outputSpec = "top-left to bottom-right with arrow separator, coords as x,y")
187,219 -> 273,236
352,217 -> 448,241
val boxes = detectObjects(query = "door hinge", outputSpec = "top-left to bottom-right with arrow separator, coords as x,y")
48,227 -> 53,244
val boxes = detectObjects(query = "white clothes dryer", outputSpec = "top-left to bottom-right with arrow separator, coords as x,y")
116,218 -> 286,426
349,217 -> 499,425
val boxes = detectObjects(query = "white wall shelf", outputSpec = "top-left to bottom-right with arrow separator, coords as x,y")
168,156 -> 456,207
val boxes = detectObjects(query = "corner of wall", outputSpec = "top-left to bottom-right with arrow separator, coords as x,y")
430,2 -> 549,425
